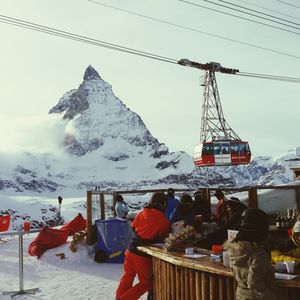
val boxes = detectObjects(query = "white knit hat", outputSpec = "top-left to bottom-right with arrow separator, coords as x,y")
293,221 -> 300,233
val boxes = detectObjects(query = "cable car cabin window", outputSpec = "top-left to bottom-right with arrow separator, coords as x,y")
213,143 -> 221,155
221,143 -> 229,154
193,144 -> 202,160
202,143 -> 213,155
230,143 -> 239,154
239,143 -> 247,154
245,143 -> 251,154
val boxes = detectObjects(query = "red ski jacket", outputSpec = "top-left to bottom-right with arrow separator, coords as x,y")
132,208 -> 170,241
128,207 -> 171,256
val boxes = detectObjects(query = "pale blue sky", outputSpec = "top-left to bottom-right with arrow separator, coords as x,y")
0,0 -> 299,158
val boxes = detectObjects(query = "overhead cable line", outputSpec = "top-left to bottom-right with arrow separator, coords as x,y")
237,0 -> 300,21
237,72 -> 300,83
88,0 -> 300,60
1,14 -> 300,83
197,0 -> 300,30
0,14 -> 177,65
179,0 -> 300,36
215,0 -> 300,28
277,0 -> 300,10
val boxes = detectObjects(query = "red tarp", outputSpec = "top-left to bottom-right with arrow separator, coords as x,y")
0,215 -> 10,232
28,213 -> 86,258
60,213 -> 87,236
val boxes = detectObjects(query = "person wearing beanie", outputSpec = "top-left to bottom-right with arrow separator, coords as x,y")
271,220 -> 300,263
226,208 -> 278,300
116,192 -> 171,300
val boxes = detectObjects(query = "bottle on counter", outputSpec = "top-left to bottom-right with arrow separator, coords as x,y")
281,214 -> 288,229
276,212 -> 281,229
194,215 -> 204,239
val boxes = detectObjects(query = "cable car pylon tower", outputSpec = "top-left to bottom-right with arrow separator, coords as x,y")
201,68 -> 240,142
179,59 -> 251,167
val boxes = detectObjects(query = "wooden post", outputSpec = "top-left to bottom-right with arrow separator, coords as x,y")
202,188 -> 211,214
100,192 -> 105,220
248,187 -> 258,208
201,273 -> 209,299
209,275 -> 217,300
170,263 -> 175,300
225,277 -> 233,300
86,191 -> 93,245
175,266 -> 180,300
189,270 -> 195,300
218,277 -> 225,300
184,268 -> 189,300
295,186 -> 300,211
112,193 -> 117,217
195,271 -> 201,300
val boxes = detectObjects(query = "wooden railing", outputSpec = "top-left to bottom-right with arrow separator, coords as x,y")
86,185 -> 300,244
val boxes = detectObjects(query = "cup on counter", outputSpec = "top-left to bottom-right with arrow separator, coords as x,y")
285,261 -> 295,274
23,221 -> 31,232
185,247 -> 194,255
212,244 -> 223,255
222,251 -> 230,267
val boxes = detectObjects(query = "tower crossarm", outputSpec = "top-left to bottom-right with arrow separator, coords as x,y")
178,59 -> 239,74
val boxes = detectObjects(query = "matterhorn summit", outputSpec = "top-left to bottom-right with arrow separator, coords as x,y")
47,65 -> 194,187
50,65 -> 165,156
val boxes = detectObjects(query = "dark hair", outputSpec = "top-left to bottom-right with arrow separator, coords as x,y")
145,192 -> 167,211
237,208 -> 269,242
115,194 -> 124,202
180,194 -> 193,205
167,188 -> 175,197
214,190 -> 224,199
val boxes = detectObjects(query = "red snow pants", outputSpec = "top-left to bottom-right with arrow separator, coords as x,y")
116,250 -> 152,300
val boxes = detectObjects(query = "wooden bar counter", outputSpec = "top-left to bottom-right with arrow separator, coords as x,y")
138,246 -> 300,300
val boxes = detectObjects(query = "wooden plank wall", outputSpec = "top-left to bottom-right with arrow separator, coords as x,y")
152,257 -> 236,300
152,257 -> 300,300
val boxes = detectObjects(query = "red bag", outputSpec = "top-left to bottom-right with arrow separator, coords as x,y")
60,213 -> 87,236
28,227 -> 68,258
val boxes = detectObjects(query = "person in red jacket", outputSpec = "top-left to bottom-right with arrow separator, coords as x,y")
116,192 -> 171,300
214,189 -> 228,223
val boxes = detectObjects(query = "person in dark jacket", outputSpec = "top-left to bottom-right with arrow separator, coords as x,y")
193,190 -> 211,222
164,188 -> 180,220
226,197 -> 247,231
226,208 -> 278,300
116,192 -> 171,300
170,194 -> 197,226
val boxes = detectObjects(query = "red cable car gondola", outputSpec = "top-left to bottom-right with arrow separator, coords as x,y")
194,140 -> 251,167
178,59 -> 252,167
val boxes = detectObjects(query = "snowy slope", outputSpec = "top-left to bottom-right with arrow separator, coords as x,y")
0,232 -> 125,300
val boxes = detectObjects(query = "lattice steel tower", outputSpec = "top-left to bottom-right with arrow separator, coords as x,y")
200,69 -> 240,143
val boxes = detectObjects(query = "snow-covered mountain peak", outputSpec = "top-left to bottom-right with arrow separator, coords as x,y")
48,66 -> 164,156
83,65 -> 102,81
